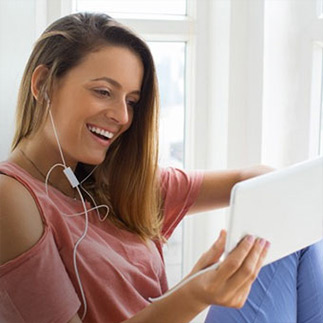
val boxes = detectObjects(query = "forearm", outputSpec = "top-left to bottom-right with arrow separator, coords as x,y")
123,285 -> 206,323
68,288 -> 206,323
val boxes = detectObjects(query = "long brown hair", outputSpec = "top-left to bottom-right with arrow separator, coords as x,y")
12,12 -> 163,240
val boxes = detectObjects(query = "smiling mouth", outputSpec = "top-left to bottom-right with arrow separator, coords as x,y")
87,124 -> 114,141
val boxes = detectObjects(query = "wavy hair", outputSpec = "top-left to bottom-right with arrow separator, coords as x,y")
12,12 -> 163,240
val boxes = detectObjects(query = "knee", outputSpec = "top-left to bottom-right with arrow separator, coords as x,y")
299,239 -> 323,266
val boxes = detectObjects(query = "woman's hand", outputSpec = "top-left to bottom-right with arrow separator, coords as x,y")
188,231 -> 270,309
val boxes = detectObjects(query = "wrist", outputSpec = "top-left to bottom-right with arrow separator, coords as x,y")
183,273 -> 212,312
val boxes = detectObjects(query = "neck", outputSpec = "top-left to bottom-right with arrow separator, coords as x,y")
10,140 -> 78,199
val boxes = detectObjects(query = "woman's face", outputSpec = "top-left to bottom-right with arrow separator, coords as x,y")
44,45 -> 144,165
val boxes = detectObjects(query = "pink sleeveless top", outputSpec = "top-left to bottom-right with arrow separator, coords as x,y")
0,162 -> 203,323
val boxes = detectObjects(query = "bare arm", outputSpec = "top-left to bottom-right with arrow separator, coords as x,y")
0,175 -> 44,265
0,174 -> 81,323
188,165 -> 275,214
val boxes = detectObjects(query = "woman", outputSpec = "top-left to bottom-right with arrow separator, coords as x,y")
0,12 -> 321,323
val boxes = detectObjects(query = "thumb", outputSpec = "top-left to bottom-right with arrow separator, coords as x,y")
207,229 -> 226,263
189,230 -> 226,276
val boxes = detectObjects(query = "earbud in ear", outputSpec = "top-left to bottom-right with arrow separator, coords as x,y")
44,92 -> 51,108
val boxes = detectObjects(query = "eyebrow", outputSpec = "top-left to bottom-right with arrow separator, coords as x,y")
91,77 -> 141,95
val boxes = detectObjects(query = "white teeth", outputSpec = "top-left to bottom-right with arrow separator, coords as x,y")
88,125 -> 114,139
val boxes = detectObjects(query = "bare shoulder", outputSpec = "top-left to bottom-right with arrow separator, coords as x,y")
0,174 -> 44,265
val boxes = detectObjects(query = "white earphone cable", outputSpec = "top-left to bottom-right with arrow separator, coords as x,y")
44,99 -> 109,320
48,109 -> 67,167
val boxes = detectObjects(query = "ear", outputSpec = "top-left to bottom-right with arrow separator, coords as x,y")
31,65 -> 50,101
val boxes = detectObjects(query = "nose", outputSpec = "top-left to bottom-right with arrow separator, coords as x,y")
105,98 -> 130,125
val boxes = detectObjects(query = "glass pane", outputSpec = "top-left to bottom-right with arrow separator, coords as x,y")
75,0 -> 186,16
148,42 -> 186,287
149,42 -> 185,169
320,54 -> 323,154
318,0 -> 323,18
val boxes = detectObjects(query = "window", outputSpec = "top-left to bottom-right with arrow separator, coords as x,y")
75,0 -> 186,16
72,0 -> 192,289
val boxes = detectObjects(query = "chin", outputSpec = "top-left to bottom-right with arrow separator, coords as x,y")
82,154 -> 106,166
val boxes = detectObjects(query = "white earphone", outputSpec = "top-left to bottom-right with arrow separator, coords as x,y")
44,91 -> 50,103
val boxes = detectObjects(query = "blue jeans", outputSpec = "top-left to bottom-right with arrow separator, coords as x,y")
205,240 -> 323,323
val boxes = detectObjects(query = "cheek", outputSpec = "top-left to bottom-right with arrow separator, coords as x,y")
52,109 -> 84,145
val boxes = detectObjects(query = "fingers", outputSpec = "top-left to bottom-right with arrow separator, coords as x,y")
227,238 -> 270,291
215,235 -> 256,279
203,236 -> 269,309
228,242 -> 270,308
191,234 -> 270,310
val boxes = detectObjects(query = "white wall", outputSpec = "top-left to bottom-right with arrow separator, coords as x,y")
227,0 -> 265,168
262,0 -> 323,167
0,0 -> 38,160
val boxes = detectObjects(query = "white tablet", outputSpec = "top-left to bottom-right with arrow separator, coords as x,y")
225,156 -> 323,266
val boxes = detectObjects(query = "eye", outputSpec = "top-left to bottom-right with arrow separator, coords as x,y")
94,89 -> 111,97
127,99 -> 138,108
126,96 -> 140,108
